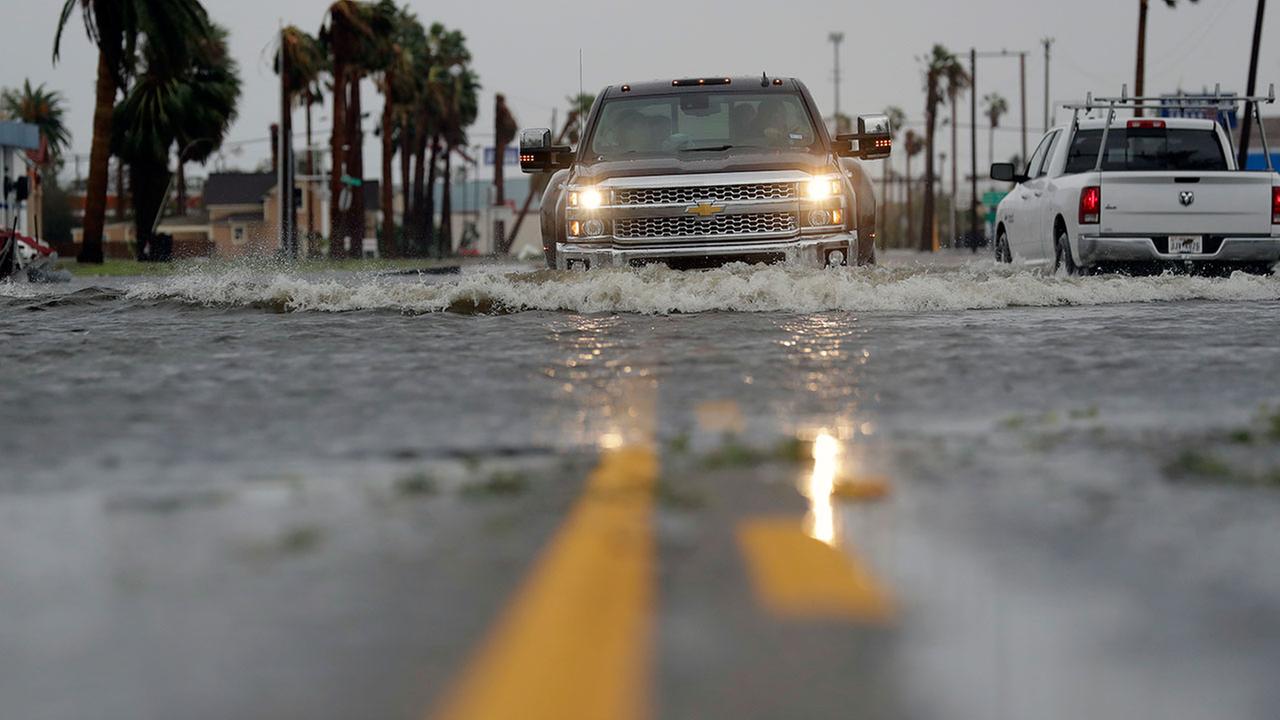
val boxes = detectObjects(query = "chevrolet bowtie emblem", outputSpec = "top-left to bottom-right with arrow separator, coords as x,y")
686,201 -> 726,219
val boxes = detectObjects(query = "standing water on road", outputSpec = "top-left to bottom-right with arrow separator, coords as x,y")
3,256 -> 1280,720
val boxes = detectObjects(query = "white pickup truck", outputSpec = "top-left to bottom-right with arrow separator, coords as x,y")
990,91 -> 1280,275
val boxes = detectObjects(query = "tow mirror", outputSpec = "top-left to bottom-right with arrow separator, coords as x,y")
990,163 -> 1028,184
519,128 -> 573,173
834,114 -> 893,160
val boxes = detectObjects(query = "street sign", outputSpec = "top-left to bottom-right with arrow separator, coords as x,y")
340,174 -> 363,187
484,146 -> 519,166
982,191 -> 1008,224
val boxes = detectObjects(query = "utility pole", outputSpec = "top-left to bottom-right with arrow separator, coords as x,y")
829,32 -> 845,131
1237,0 -> 1267,170
1042,38 -> 1055,132
969,48 -> 978,246
1019,52 -> 1028,162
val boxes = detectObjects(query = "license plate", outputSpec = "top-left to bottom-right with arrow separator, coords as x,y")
1168,235 -> 1203,254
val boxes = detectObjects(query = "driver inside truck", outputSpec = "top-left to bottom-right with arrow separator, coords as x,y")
730,103 -> 756,143
750,99 -> 791,146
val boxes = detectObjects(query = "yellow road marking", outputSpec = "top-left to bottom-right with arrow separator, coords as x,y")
737,519 -> 896,623
429,446 -> 657,720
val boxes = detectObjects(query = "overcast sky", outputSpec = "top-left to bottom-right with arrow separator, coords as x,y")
4,0 -> 1278,185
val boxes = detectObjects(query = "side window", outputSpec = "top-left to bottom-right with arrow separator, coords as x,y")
1035,131 -> 1062,178
1024,132 -> 1053,179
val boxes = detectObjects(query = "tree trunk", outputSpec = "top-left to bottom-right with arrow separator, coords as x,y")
129,156 -> 169,261
329,61 -> 348,258
921,91 -> 937,253
951,96 -> 959,245
1135,0 -> 1149,118
175,159 -> 186,216
411,127 -> 427,255
347,76 -> 365,252
305,98 -> 317,256
905,153 -> 914,248
424,134 -> 440,255
399,119 -> 411,254
438,148 -> 452,258
380,82 -> 396,258
78,54 -> 116,263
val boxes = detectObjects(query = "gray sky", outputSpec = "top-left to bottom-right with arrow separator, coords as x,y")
5,0 -> 1278,186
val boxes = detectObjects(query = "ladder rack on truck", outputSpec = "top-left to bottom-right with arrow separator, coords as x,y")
1061,83 -> 1276,173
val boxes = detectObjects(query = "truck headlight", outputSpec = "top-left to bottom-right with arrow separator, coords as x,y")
805,177 -> 841,201
568,187 -> 604,209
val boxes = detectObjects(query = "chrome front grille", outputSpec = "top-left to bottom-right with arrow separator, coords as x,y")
613,182 -> 797,206
614,212 -> 797,241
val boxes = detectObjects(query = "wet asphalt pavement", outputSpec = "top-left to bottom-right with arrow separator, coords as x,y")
2,251 -> 1279,719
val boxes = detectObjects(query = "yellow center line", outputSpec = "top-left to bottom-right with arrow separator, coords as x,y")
428,446 -> 657,720
737,519 -> 896,623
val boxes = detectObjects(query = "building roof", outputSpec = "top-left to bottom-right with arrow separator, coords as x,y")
204,172 -> 275,206
219,212 -> 264,225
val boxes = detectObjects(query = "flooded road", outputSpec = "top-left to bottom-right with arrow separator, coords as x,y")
3,253 -> 1279,719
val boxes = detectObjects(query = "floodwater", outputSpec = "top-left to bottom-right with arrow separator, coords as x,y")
3,255 -> 1280,719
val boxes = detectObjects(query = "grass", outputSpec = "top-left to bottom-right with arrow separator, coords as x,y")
461,471 -> 530,499
58,256 -> 468,278
1163,449 -> 1235,480
394,472 -> 438,497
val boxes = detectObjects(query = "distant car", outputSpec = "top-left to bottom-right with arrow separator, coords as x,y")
990,93 -> 1280,275
518,76 -> 890,270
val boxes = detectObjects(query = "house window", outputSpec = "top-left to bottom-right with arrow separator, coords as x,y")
232,226 -> 246,245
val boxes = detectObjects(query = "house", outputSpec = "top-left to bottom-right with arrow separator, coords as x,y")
70,171 -> 381,259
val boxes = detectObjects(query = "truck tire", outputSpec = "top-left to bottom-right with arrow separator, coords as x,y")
1054,229 -> 1081,276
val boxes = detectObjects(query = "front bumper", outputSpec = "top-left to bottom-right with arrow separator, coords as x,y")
555,232 -> 858,269
1077,234 -> 1280,266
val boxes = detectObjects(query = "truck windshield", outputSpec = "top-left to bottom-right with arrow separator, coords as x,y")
588,92 -> 820,158
1064,128 -> 1228,173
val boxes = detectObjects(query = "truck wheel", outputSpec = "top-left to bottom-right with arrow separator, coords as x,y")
1054,230 -> 1080,276
995,230 -> 1012,263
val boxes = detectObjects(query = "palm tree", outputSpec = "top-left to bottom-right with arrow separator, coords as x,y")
920,45 -> 967,253
2,82 -> 71,238
113,22 -> 240,259
434,64 -> 479,257
2,81 -> 72,163
984,93 -> 1009,170
373,1 -> 417,258
53,0 -> 210,263
1135,0 -> 1198,116
903,129 -> 925,249
320,1 -> 368,258
408,23 -> 473,256
944,61 -> 970,246
276,26 -> 326,250
879,106 -> 906,245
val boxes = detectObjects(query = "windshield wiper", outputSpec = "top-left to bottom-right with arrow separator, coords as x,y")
681,145 -> 737,153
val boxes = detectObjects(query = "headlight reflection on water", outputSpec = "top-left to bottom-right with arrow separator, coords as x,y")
804,430 -> 841,546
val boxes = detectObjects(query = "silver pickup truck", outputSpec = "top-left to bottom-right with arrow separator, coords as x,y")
518,76 -> 891,270
991,89 -> 1280,275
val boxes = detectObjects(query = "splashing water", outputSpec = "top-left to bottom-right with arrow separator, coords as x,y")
10,261 -> 1280,315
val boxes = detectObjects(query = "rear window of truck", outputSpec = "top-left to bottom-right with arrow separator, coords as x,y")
1063,128 -> 1228,174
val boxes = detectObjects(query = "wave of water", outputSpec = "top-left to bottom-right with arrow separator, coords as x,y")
105,263 -> 1280,315
5,262 -> 1278,315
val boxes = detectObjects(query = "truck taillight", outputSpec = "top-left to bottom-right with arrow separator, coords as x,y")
1273,187 -> 1280,224
1079,186 -> 1101,225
